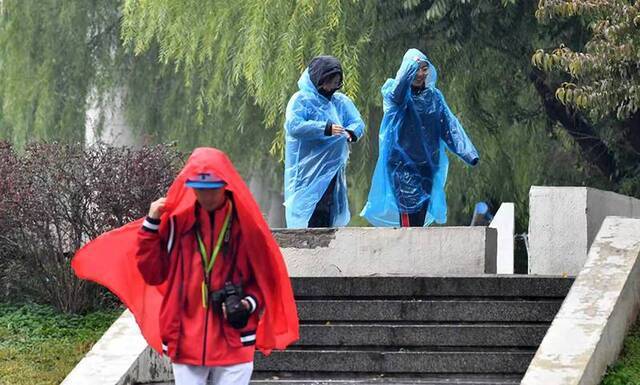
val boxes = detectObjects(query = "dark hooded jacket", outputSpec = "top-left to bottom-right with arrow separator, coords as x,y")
308,55 -> 343,99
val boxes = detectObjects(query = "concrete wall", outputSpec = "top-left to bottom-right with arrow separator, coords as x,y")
586,189 -> 640,247
528,186 -> 640,275
128,346 -> 172,384
273,227 -> 498,276
521,217 -> 640,385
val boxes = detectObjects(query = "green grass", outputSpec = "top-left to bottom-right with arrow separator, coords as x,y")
601,318 -> 640,385
0,302 -> 120,385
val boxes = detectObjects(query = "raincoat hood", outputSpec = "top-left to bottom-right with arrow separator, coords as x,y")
298,56 -> 343,100
399,48 -> 438,89
308,55 -> 343,89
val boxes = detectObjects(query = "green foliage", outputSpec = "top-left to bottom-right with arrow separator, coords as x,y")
601,317 -> 640,385
0,303 -> 118,346
533,1 -> 640,120
122,0 -> 376,156
0,0 -> 628,232
121,48 -> 280,173
0,302 -> 120,385
0,0 -> 122,147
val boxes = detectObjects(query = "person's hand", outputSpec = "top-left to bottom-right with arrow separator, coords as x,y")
331,124 -> 345,136
345,129 -> 356,143
148,197 -> 167,219
222,299 -> 251,320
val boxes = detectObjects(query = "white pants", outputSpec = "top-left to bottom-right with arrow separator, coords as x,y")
172,362 -> 253,385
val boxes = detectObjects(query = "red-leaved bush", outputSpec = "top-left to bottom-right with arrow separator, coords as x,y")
0,142 -> 182,313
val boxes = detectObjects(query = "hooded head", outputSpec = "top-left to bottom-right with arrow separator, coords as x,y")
399,48 -> 438,89
306,55 -> 343,99
184,170 -> 227,211
165,148 -> 253,218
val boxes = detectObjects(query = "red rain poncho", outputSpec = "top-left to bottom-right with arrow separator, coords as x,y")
72,148 -> 299,355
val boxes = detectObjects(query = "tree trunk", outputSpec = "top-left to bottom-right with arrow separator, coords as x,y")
622,111 -> 640,156
529,69 -> 618,182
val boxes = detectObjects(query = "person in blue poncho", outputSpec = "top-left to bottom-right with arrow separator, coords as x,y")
361,48 -> 479,227
284,56 -> 365,228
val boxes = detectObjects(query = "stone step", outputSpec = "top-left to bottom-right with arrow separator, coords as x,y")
294,323 -> 547,347
296,300 -> 562,322
291,276 -> 573,299
254,349 -> 534,374
157,373 -> 523,385
250,373 -> 523,385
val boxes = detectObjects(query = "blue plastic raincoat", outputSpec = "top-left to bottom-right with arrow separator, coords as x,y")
361,48 -> 479,226
284,68 -> 365,228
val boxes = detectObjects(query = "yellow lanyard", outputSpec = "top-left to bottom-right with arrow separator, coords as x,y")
196,200 -> 233,308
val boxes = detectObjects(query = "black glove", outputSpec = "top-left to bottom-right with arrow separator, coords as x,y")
225,294 -> 250,329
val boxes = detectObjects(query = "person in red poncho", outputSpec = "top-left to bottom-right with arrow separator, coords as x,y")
72,148 -> 299,385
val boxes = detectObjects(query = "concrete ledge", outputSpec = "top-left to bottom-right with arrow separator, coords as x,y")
528,186 -> 640,275
273,227 -> 498,276
61,310 -> 148,385
61,309 -> 171,385
521,217 -> 640,385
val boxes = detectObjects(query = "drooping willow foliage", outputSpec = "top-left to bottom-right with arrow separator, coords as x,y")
2,0 -> 638,231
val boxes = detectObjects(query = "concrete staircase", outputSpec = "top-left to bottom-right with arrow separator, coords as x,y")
250,276 -> 573,385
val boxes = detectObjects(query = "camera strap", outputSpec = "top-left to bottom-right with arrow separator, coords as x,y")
196,199 -> 233,308
224,207 -> 241,285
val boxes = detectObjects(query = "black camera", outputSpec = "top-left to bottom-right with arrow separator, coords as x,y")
211,281 -> 250,329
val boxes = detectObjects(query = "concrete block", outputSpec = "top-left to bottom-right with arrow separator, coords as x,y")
489,203 -> 514,274
528,187 -> 589,275
521,217 -> 640,385
528,186 -> 640,275
60,310 -> 171,385
273,227 -> 497,276
130,346 -> 172,384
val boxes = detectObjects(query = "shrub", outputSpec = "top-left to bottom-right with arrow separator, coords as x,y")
0,142 -> 20,301
0,142 -> 182,312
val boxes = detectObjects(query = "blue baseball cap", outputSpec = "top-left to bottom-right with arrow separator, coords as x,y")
185,171 -> 227,189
